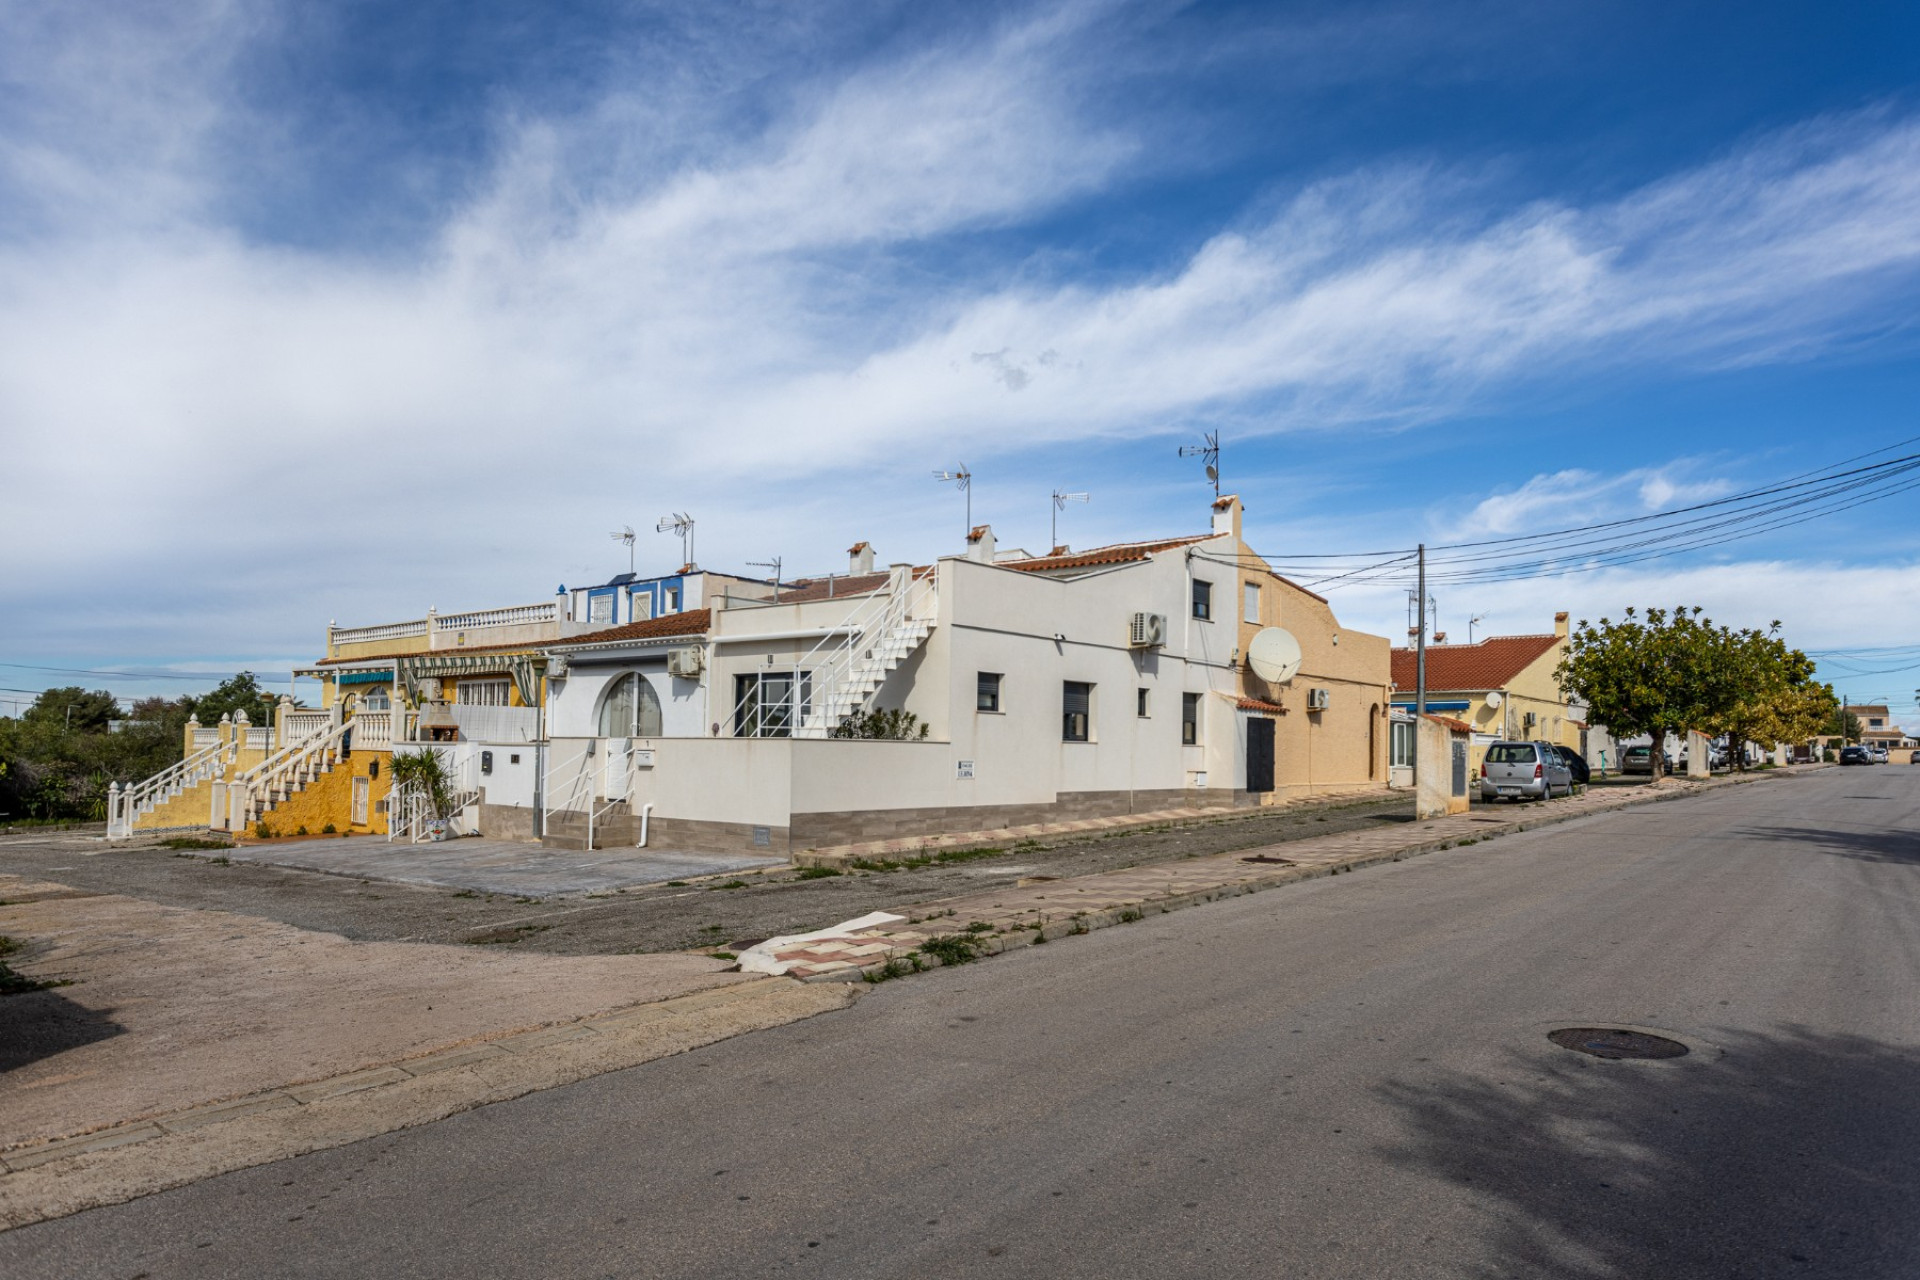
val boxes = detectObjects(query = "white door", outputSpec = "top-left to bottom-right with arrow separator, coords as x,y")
351,776 -> 369,826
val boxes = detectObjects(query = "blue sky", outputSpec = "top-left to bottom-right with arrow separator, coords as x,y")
2,0 -> 1918,722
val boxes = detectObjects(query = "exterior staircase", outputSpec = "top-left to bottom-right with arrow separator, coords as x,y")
107,734 -> 238,837
218,718 -> 352,832
781,565 -> 939,738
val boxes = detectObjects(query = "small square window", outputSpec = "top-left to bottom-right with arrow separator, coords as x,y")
1244,581 -> 1261,624
1182,692 -> 1201,745
1137,687 -> 1150,718
1063,681 -> 1092,742
1192,579 -> 1213,621
977,672 -> 1003,713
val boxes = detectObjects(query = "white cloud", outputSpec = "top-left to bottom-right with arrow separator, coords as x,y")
5,3 -> 1920,677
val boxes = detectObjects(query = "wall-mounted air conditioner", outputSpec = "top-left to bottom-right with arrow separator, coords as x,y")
667,646 -> 706,678
1128,612 -> 1167,648
1306,687 -> 1331,710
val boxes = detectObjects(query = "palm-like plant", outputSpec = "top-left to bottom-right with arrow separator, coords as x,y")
388,748 -> 455,821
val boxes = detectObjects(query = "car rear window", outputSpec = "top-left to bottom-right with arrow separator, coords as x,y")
1486,744 -> 1537,764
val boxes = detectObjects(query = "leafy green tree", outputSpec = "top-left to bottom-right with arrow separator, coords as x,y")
189,672 -> 277,728
23,687 -> 120,733
1721,641 -> 1835,767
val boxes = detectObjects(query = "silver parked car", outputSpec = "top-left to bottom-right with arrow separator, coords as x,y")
1480,740 -> 1574,802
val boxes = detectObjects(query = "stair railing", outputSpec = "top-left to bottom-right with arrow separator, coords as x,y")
107,735 -> 237,838
540,740 -> 597,841
225,719 -> 350,832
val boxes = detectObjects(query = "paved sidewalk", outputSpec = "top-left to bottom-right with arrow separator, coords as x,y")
756,769 -> 1820,979
225,835 -> 783,897
795,786 -> 1394,866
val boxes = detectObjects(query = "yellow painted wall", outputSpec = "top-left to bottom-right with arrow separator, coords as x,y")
1229,534 -> 1394,796
133,777 -> 220,831
329,635 -> 431,661
254,750 -> 393,837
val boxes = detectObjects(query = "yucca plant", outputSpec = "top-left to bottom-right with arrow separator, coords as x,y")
388,748 -> 455,820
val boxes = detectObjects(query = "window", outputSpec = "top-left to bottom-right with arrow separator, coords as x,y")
1063,681 -> 1092,742
597,673 -> 663,737
458,679 -> 511,707
664,588 -> 681,613
977,672 -> 1002,713
1244,582 -> 1261,624
1182,692 -> 1201,745
630,591 -> 653,622
1137,687 -> 1150,718
1390,719 -> 1415,767
588,590 -> 616,624
359,685 -> 390,712
1191,579 -> 1213,620
735,671 -> 810,738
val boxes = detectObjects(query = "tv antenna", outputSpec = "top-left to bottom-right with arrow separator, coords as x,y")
610,525 -> 637,574
748,556 -> 783,601
1468,613 -> 1486,644
656,513 -> 695,568
1050,488 -> 1089,548
1179,430 -> 1220,496
933,465 -> 973,536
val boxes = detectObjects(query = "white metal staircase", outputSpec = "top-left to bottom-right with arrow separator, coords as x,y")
790,566 -> 937,738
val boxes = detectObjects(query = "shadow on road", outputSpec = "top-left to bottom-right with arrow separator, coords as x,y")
1376,1025 -> 1920,1278
0,989 -> 124,1074
1733,825 -> 1920,865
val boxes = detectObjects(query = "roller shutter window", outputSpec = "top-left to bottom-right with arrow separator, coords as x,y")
1063,681 -> 1092,742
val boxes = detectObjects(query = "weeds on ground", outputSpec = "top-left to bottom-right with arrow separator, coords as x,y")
0,936 -> 65,995
665,881 -> 689,887
160,836 -> 229,851
795,867 -> 841,880
322,823 -> 337,834
847,846 -> 1005,873
1117,907 -> 1144,924
464,923 -> 552,946
710,880 -> 750,891
709,950 -> 737,961
961,921 -> 994,934
918,934 -> 983,966
864,956 -> 914,983
254,822 -> 275,839
451,890 -> 479,899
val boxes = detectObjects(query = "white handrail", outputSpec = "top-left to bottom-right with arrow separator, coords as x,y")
108,735 -> 237,838
540,741 -> 596,840
225,719 -> 349,832
435,602 -> 558,631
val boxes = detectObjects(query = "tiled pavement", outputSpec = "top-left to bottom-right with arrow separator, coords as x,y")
224,835 -> 784,897
758,770 -> 1820,980
793,787 -> 1396,867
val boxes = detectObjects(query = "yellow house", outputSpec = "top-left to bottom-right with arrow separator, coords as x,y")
1390,613 -> 1584,773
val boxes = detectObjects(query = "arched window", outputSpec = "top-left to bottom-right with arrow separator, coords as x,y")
361,685 -> 390,711
597,673 -> 662,737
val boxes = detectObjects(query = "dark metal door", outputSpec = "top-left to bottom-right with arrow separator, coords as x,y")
1247,718 -> 1275,793
1451,740 -> 1468,796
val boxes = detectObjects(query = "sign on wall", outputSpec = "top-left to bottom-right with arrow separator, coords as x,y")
955,759 -> 975,780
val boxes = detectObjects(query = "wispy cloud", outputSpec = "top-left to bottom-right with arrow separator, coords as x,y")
4,2 -> 1920,672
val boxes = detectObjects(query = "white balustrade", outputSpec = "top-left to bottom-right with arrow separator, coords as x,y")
433,602 -> 558,632
330,618 -> 429,646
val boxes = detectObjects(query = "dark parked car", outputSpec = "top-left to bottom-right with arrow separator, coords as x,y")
1839,745 -> 1874,766
1621,745 -> 1669,776
1548,745 -> 1590,785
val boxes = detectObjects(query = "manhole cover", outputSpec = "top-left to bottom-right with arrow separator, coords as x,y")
1549,1027 -> 1690,1060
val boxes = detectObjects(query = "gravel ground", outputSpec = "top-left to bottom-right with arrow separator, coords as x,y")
0,794 -> 1418,956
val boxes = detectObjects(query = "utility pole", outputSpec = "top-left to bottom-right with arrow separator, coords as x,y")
1414,543 -> 1427,784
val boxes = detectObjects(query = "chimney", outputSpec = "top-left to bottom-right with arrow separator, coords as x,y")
1212,494 -> 1242,540
848,541 -> 874,575
1554,611 -> 1569,638
966,524 -> 996,564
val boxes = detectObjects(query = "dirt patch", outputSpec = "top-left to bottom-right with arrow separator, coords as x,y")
0,876 -> 745,1149
0,795 -> 1412,958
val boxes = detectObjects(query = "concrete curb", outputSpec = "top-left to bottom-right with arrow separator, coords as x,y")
0,977 -> 857,1232
810,766 -> 1820,983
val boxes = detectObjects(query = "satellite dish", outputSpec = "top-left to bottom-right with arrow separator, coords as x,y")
1247,627 -> 1303,684
1485,691 -> 1504,709
1206,464 -> 1219,484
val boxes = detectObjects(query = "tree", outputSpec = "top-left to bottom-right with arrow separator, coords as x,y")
389,749 -> 456,820
189,672 -> 277,729
1556,606 -> 1827,775
23,687 -> 120,733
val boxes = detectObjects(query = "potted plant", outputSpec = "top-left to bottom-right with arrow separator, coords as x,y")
389,748 -> 456,841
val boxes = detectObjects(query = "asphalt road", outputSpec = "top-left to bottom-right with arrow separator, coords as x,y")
4,766 -> 1916,1278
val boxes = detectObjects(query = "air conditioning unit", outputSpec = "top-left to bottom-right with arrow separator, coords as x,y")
1306,687 -> 1331,710
667,646 -> 706,678
1128,612 -> 1167,648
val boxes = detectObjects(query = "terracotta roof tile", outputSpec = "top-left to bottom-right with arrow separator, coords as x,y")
1391,633 -> 1560,692
1424,713 -> 1474,733
1002,534 -> 1214,573
550,610 -> 710,648
1236,696 -> 1288,714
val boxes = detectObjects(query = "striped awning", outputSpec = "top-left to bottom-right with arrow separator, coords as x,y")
336,669 -> 393,685
396,652 -> 543,707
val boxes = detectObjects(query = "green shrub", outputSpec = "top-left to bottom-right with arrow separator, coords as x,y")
795,866 -> 841,879
322,823 -> 337,834
918,934 -> 982,966
254,821 -> 274,839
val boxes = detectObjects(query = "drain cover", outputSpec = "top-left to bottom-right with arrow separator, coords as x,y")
1549,1027 -> 1690,1060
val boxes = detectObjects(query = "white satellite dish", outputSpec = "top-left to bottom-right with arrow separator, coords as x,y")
1246,627 -> 1303,684
1485,691 -> 1504,709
